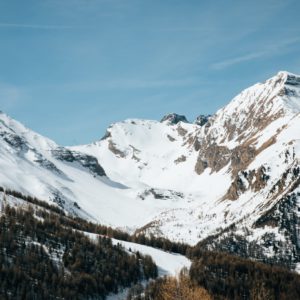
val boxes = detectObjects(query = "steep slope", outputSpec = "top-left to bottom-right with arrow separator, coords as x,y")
73,71 -> 300,265
151,72 -> 300,258
0,193 -> 158,300
85,231 -> 191,277
73,118 -> 230,194
0,112 -> 201,230
1,71 -> 300,271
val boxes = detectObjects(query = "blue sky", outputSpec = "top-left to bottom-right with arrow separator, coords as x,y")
0,0 -> 299,145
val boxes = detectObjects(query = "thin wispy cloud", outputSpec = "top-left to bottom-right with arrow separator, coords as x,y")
211,37 -> 300,70
58,77 -> 202,92
0,23 -> 89,30
100,78 -> 200,89
212,51 -> 267,70
157,27 -> 218,33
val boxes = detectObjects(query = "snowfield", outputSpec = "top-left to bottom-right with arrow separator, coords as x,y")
84,231 -> 191,277
111,238 -> 191,277
0,71 -> 300,264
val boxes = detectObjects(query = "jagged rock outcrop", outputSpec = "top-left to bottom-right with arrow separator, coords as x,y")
160,113 -> 188,124
51,147 -> 106,177
194,71 -> 300,177
194,114 -> 211,126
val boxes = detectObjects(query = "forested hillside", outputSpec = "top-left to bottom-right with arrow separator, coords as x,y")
189,251 -> 300,300
2,189 -> 300,300
0,201 -> 157,299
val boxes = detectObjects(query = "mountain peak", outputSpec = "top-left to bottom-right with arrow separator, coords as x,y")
266,70 -> 300,89
194,114 -> 211,126
197,70 -> 300,150
276,70 -> 299,77
280,71 -> 300,87
160,113 -> 188,125
221,70 -> 300,118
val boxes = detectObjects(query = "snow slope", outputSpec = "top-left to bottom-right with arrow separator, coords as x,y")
85,231 -> 191,277
0,110 -> 231,239
73,119 -> 231,195
111,238 -> 191,276
0,71 -> 300,272
105,236 -> 191,300
0,111 -> 196,229
72,71 -> 300,248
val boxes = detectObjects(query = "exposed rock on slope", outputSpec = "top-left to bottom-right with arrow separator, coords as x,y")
160,113 -> 188,124
1,71 -> 300,272
194,114 -> 211,126
52,147 -> 106,177
73,71 -> 300,270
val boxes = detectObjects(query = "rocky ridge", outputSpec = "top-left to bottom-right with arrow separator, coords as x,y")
1,71 -> 300,272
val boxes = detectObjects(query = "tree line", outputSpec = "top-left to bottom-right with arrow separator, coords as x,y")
0,204 -> 157,299
3,187 -> 300,299
0,187 -> 190,255
127,268 -> 211,300
189,251 -> 300,300
126,250 -> 300,300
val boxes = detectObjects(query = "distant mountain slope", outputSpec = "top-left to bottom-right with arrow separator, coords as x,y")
0,71 -> 300,271
73,71 -> 300,270
0,111 -> 190,230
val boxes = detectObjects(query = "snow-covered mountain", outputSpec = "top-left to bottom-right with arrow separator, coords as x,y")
1,71 -> 300,270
